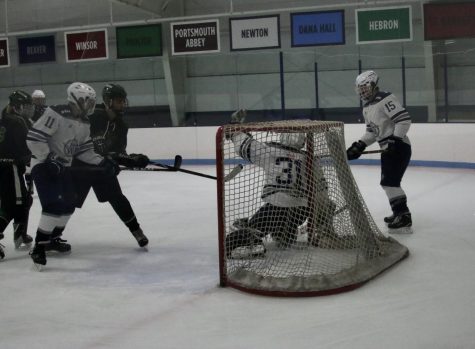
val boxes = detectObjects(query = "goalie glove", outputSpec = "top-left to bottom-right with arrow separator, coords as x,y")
346,140 -> 367,161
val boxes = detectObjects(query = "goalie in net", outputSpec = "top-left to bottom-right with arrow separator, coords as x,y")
225,130 -> 346,259
218,119 -> 409,296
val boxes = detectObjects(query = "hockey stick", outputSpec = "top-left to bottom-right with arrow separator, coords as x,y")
124,163 -> 243,182
362,149 -> 384,155
122,167 -> 172,172
320,149 -> 384,160
146,162 -> 243,182
149,155 -> 182,171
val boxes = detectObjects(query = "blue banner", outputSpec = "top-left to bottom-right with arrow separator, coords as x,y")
291,10 -> 345,47
18,35 -> 56,64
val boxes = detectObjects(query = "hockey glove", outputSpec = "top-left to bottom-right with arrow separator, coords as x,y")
100,158 -> 121,177
230,109 -> 247,124
44,154 -> 66,177
225,109 -> 247,140
91,136 -> 107,155
386,136 -> 404,156
129,153 -> 150,168
346,140 -> 367,161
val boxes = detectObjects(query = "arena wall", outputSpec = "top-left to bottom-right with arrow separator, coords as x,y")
127,123 -> 475,168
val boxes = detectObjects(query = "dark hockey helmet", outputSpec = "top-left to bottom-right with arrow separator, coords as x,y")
102,84 -> 127,106
9,90 -> 34,117
9,90 -> 32,108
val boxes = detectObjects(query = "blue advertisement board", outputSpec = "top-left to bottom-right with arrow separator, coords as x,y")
291,10 -> 345,47
18,35 -> 56,64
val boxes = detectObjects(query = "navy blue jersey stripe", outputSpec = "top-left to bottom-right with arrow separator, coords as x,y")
26,136 -> 47,143
29,128 -> 51,138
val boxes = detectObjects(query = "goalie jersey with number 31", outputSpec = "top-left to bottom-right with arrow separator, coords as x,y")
231,132 -> 317,208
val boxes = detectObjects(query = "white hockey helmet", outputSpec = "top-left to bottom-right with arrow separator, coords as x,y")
32,89 -> 46,106
355,70 -> 379,102
32,90 -> 45,99
280,133 -> 306,150
67,82 -> 96,117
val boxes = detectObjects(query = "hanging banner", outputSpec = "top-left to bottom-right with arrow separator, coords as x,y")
171,19 -> 220,55
356,6 -> 412,44
18,35 -> 56,64
230,15 -> 280,51
291,10 -> 345,47
65,29 -> 108,62
424,3 -> 475,40
116,24 -> 162,59
0,38 -> 10,68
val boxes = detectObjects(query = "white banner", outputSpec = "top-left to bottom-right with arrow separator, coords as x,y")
230,15 -> 280,50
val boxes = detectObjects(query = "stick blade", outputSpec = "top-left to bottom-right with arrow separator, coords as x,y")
224,164 -> 243,182
174,155 -> 182,170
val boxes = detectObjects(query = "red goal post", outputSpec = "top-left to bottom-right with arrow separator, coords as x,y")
216,120 -> 408,297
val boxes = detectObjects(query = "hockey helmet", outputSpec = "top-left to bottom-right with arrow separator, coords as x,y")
67,82 -> 96,117
280,133 -> 306,150
102,84 -> 127,105
8,90 -> 34,117
355,70 -> 379,102
32,89 -> 46,105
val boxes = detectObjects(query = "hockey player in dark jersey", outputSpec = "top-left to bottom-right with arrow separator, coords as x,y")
0,91 -> 35,259
347,70 -> 412,233
71,83 -> 149,248
27,82 -> 117,268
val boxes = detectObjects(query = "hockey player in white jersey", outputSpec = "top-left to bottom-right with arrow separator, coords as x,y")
27,82 -> 119,268
347,70 -> 412,233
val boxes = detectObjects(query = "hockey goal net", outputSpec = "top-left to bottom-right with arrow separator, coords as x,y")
216,119 -> 408,296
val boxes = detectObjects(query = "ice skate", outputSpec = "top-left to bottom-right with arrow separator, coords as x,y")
30,244 -> 46,270
229,243 -> 266,259
384,214 -> 396,224
131,228 -> 149,248
232,218 -> 249,229
272,230 -> 297,249
14,232 -> 33,250
388,213 -> 413,234
226,228 -> 265,259
45,237 -> 71,254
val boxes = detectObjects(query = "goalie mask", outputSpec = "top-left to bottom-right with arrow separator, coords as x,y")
280,133 -> 306,150
9,90 -> 34,119
67,82 -> 96,117
355,70 -> 379,103
102,83 -> 128,116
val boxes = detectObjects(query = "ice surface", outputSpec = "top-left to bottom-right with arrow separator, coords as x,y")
1,165 -> 475,349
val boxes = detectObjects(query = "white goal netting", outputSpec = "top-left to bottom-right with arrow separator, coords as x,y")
216,120 -> 408,296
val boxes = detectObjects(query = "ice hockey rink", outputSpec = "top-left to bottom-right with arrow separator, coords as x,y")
1,163 -> 475,349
